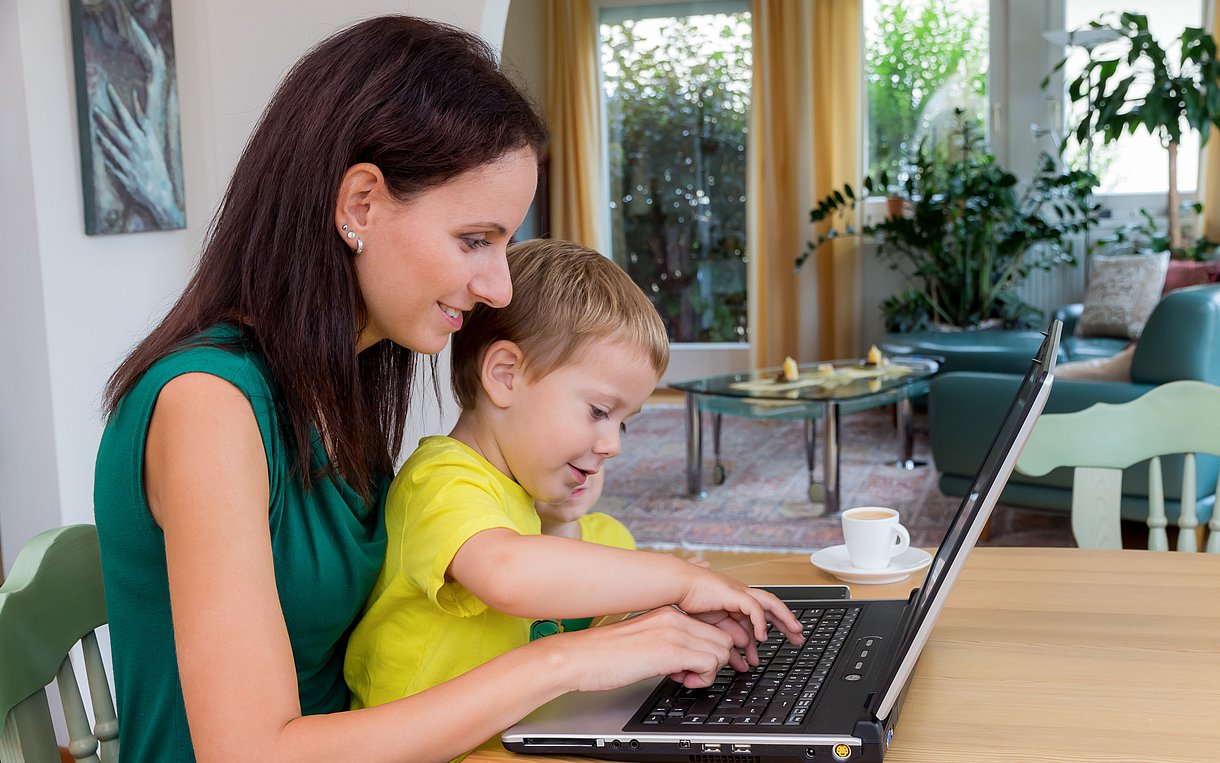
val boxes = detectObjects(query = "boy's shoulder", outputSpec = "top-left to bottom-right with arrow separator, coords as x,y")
399,435 -> 489,476
391,436 -> 513,499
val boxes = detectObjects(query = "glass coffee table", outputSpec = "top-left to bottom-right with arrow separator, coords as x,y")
669,357 -> 939,516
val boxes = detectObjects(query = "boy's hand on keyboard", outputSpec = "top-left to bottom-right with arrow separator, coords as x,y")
677,571 -> 805,647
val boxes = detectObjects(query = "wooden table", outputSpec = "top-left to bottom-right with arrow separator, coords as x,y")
469,547 -> 1220,763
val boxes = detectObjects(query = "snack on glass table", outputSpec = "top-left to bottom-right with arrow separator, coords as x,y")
865,344 -> 884,366
779,356 -> 800,382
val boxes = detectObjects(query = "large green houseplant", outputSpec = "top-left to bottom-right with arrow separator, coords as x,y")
1049,13 -> 1220,253
796,111 -> 1097,332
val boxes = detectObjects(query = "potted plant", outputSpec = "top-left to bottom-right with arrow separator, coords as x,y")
1049,13 -> 1220,257
796,110 -> 1097,332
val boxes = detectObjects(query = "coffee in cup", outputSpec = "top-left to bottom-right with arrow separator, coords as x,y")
841,506 -> 910,570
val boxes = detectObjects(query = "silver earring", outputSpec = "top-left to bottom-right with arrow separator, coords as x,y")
342,223 -> 356,240
356,238 -> 364,255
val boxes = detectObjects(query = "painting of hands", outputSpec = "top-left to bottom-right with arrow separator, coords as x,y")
70,0 -> 185,234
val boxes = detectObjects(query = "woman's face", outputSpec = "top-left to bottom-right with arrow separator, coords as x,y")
353,148 -> 538,354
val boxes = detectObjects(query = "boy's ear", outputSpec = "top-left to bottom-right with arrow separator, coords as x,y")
480,340 -> 525,409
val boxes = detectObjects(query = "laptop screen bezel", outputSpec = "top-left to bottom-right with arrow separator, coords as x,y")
869,321 -> 1061,720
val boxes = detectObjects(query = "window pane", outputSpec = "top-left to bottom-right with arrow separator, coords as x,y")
1062,1 -> 1203,195
865,0 -> 989,184
600,10 -> 750,344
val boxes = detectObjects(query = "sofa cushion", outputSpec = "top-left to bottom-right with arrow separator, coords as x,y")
1055,343 -> 1136,381
883,330 -> 1127,376
1076,252 -> 1169,340
1059,335 -> 1131,362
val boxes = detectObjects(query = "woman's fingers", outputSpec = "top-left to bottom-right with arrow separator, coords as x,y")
563,607 -> 739,692
690,611 -> 757,668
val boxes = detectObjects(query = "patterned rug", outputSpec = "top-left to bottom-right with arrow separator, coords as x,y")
597,404 -> 1075,552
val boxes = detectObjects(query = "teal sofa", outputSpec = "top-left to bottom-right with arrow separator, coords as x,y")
927,283 -> 1220,522
881,305 -> 1130,375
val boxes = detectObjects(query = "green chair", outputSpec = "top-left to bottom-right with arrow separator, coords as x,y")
1016,381 -> 1220,552
0,525 -> 119,762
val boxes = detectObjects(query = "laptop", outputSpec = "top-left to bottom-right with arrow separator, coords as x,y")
502,321 -> 1061,763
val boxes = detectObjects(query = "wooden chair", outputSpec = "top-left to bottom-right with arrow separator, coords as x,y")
1016,380 -> 1220,552
0,525 -> 119,762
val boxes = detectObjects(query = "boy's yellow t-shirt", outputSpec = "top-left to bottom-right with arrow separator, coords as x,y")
343,435 -> 633,712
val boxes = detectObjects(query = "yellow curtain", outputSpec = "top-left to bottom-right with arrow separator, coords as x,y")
810,2 -> 862,359
544,0 -> 609,252
1203,0 -> 1220,241
749,0 -> 861,368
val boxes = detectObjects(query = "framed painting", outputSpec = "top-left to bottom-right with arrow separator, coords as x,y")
69,0 -> 186,235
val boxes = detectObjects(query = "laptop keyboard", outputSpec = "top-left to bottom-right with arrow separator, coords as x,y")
640,605 -> 861,727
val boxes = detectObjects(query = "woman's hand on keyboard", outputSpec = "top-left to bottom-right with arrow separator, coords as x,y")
556,606 -> 745,691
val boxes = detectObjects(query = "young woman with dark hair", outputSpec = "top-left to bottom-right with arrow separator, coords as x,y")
94,16 -> 770,763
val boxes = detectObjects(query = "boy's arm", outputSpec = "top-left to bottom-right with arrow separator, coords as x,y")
449,529 -> 802,646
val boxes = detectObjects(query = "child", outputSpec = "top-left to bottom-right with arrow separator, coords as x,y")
344,239 -> 803,715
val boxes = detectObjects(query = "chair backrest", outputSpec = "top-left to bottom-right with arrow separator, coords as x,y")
1016,380 -> 1220,553
0,525 -> 118,762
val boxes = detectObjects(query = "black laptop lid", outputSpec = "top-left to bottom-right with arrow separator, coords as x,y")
869,321 -> 1061,719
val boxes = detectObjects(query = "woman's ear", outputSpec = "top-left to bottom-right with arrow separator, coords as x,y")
481,340 -> 525,409
333,163 -> 385,241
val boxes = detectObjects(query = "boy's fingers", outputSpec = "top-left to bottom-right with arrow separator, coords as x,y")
754,592 -> 804,644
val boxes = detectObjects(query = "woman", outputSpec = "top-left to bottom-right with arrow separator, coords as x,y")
94,16 -> 759,762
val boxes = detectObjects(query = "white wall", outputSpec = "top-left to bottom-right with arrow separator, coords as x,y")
0,0 -> 509,572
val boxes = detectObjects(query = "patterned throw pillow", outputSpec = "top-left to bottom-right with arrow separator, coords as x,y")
1054,343 -> 1136,382
1076,252 -> 1170,340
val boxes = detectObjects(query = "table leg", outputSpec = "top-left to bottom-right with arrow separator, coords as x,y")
822,401 -> 841,515
712,412 -> 726,485
803,418 -> 823,504
684,392 -> 707,499
895,393 -> 927,470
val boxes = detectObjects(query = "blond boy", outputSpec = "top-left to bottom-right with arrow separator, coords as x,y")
344,240 -> 801,715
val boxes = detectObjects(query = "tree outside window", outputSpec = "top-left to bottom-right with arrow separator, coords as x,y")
866,0 -> 988,184
600,11 -> 751,344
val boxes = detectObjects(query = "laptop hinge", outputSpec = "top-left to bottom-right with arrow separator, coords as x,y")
853,718 -> 884,744
866,588 -> 920,719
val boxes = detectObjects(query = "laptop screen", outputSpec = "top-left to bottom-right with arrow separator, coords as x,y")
870,321 -> 1061,718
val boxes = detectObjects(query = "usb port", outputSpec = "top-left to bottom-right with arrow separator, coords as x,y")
702,743 -> 722,752
733,744 -> 753,753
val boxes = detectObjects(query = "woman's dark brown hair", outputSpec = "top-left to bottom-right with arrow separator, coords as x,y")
103,16 -> 548,498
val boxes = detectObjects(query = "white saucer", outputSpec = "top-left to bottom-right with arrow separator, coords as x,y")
809,545 -> 933,584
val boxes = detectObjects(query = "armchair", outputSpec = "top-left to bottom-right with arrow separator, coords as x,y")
929,283 -> 1220,523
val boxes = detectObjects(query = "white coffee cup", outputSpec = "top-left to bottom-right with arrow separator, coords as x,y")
841,506 -> 910,570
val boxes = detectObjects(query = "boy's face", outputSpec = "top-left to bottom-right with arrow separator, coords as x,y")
534,468 -> 605,525
497,338 -> 656,505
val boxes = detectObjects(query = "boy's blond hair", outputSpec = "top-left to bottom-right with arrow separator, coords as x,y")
452,239 -> 669,409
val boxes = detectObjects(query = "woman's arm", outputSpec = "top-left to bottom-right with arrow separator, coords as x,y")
147,374 -> 739,763
449,528 -> 804,645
